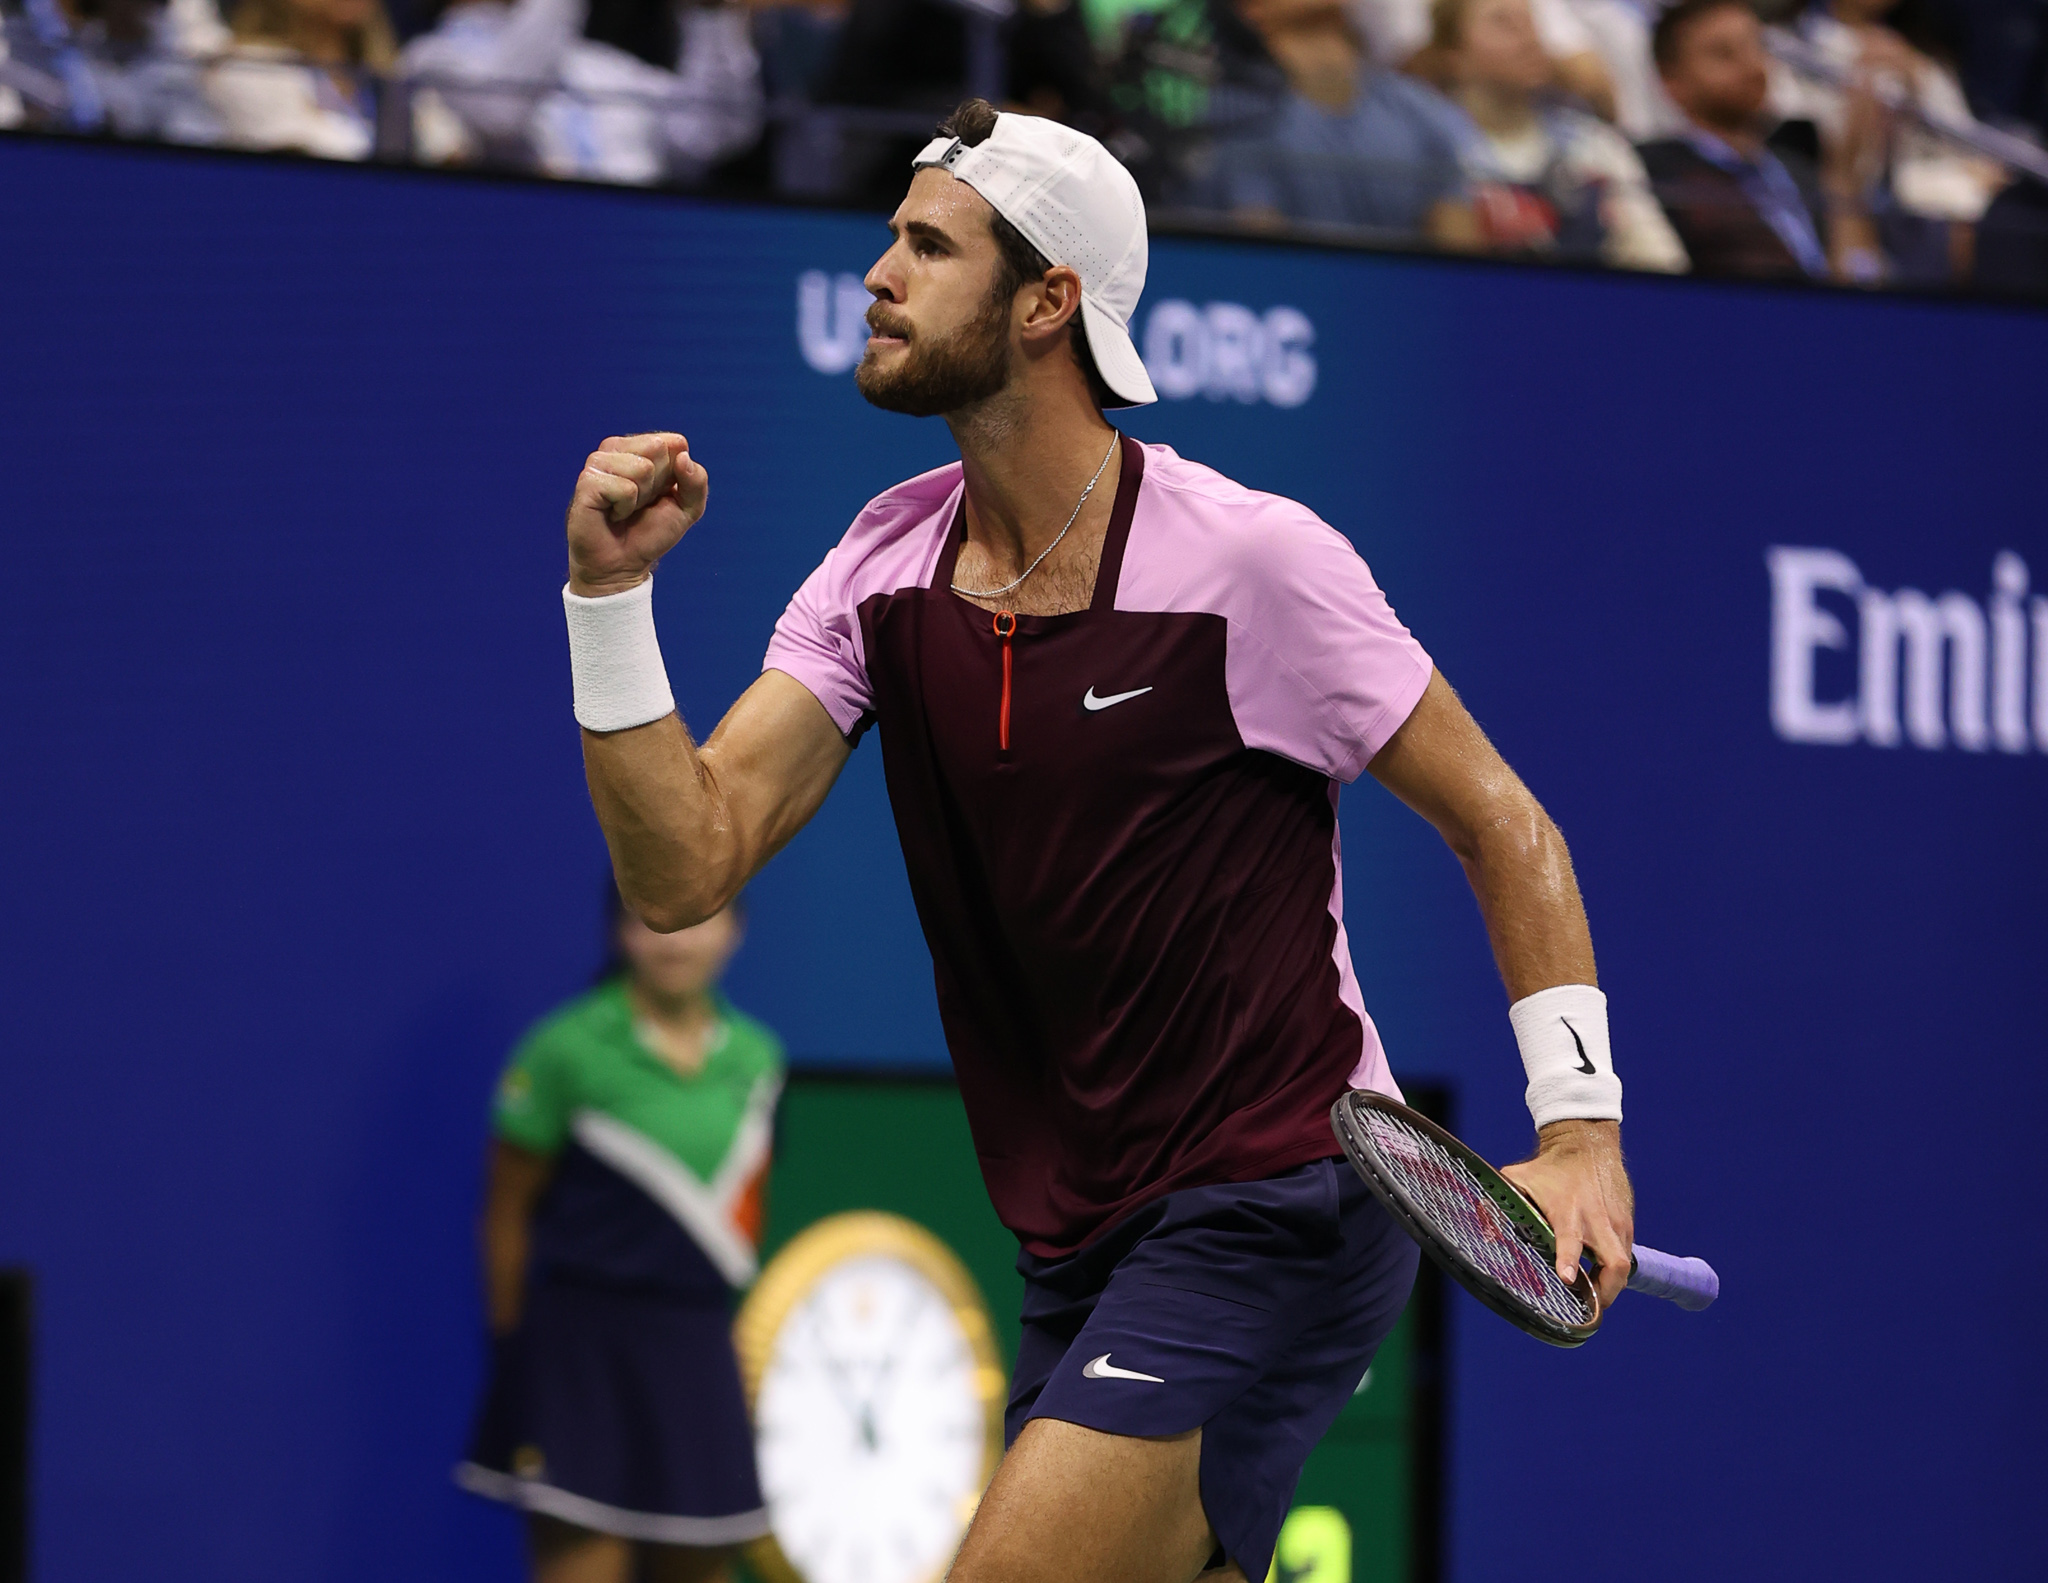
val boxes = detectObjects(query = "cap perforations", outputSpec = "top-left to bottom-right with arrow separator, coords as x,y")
914,116 -> 1154,403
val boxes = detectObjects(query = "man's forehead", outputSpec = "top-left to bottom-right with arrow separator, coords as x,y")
890,168 -> 997,245
1695,3 -> 1756,42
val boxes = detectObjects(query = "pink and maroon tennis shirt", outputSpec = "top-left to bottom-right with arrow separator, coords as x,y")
764,438 -> 1433,1256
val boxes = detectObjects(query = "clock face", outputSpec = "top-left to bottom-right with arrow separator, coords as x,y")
754,1250 -> 996,1583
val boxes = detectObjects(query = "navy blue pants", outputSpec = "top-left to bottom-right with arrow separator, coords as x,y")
1008,1159 -> 1418,1582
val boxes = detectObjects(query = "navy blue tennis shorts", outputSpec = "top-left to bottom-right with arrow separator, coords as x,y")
1008,1157 -> 1418,1582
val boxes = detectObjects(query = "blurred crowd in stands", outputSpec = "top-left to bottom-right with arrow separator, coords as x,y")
6,0 -> 2047,291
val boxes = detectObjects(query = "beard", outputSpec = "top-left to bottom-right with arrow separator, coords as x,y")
855,280 -> 1013,417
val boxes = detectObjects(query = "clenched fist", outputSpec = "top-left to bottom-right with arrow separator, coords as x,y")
566,432 -> 709,599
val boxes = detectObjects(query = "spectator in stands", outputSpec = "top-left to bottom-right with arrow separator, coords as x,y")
732,0 -> 844,195
1435,0 -> 1685,267
1351,0 -> 1618,121
4,0 -> 220,134
749,0 -> 842,106
1561,0 -> 1682,139
397,0 -> 760,182
1,0 -> 109,131
1639,0 -> 1880,280
166,0 -> 229,52
207,0 -> 401,156
1907,0 -> 2047,135
0,31 -> 20,129
581,0 -> 677,64
1105,0 -> 1274,193
1769,0 -> 2008,281
1,0 -> 90,128
780,0 -> 1100,201
1178,0 -> 1483,242
58,0 -> 224,140
1975,173 -> 2048,292
393,0 -> 552,164
814,0 -> 1103,122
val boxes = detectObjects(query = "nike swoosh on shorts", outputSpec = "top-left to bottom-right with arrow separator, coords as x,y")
1081,1353 -> 1165,1383
1083,686 -> 1153,711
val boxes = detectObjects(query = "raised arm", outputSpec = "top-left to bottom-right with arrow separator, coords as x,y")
1367,669 -> 1636,1305
567,432 -> 851,931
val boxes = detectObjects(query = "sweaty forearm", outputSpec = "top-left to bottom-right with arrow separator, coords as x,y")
1367,674 -> 1596,999
1452,793 -> 1597,1001
583,669 -> 855,933
1370,675 -> 1619,1133
584,715 -> 749,932
1462,798 -> 1625,1134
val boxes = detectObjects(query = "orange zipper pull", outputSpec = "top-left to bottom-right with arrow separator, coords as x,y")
993,611 -> 1016,751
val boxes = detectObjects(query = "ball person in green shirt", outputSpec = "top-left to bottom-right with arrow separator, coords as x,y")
458,888 -> 784,1583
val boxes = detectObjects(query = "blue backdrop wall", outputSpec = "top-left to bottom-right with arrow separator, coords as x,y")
2,135 -> 2044,1581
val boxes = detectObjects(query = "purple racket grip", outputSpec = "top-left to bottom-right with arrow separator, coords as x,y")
1626,1245 -> 1719,1311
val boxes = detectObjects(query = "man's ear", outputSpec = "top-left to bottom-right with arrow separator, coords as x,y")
1020,265 -> 1085,344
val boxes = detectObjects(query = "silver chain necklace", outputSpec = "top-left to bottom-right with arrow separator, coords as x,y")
950,434 -> 1119,601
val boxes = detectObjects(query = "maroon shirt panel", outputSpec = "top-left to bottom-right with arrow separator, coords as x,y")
854,441 -> 1365,1255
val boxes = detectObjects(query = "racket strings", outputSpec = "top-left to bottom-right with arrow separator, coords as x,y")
1358,1109 -> 1590,1329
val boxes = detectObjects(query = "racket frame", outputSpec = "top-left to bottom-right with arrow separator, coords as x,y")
1332,1089 -> 1602,1349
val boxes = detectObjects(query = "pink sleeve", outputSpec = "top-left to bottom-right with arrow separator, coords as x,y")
763,545 -> 875,739
760,464 -> 963,740
1221,503 -> 1433,782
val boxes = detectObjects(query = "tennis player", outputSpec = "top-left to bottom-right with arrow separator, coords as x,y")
557,99 -> 1635,1583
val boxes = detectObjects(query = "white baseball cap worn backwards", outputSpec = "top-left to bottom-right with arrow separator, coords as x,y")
913,115 -> 1158,408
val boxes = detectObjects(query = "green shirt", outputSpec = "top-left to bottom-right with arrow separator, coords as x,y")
494,980 -> 785,1182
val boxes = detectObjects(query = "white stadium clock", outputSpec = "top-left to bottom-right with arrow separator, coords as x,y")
735,1211 -> 1008,1583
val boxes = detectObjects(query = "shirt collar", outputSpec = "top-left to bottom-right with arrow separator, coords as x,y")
1681,125 -> 1756,172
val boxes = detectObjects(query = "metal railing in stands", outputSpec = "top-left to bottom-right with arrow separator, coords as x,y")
1764,25 -> 2048,185
6,33 -> 2044,289
11,29 -> 2048,190
0,42 -> 940,158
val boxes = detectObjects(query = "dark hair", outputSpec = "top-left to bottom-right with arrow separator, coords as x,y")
1428,0 -> 1473,52
936,100 -> 1116,411
1652,0 -> 1754,71
594,877 -> 745,984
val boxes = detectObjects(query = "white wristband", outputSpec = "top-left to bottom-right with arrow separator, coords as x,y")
1508,983 -> 1623,1129
563,577 -> 676,732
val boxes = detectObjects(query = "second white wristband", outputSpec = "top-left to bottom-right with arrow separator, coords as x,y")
563,576 -> 676,733
1508,983 -> 1623,1130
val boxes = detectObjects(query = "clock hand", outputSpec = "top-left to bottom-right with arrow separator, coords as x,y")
865,1285 -> 937,1423
802,1304 -> 879,1441
801,1291 -> 919,1456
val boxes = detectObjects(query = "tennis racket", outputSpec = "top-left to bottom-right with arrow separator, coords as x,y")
1331,1089 -> 1718,1348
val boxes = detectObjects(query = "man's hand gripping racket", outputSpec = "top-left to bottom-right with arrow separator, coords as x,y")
1331,1090 -> 1718,1347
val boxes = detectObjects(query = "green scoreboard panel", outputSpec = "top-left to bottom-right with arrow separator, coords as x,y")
755,1075 -> 1444,1583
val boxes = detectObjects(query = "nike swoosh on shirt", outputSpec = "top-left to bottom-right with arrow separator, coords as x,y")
1081,1353 -> 1165,1383
1562,1017 -> 1596,1075
1083,686 -> 1153,711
